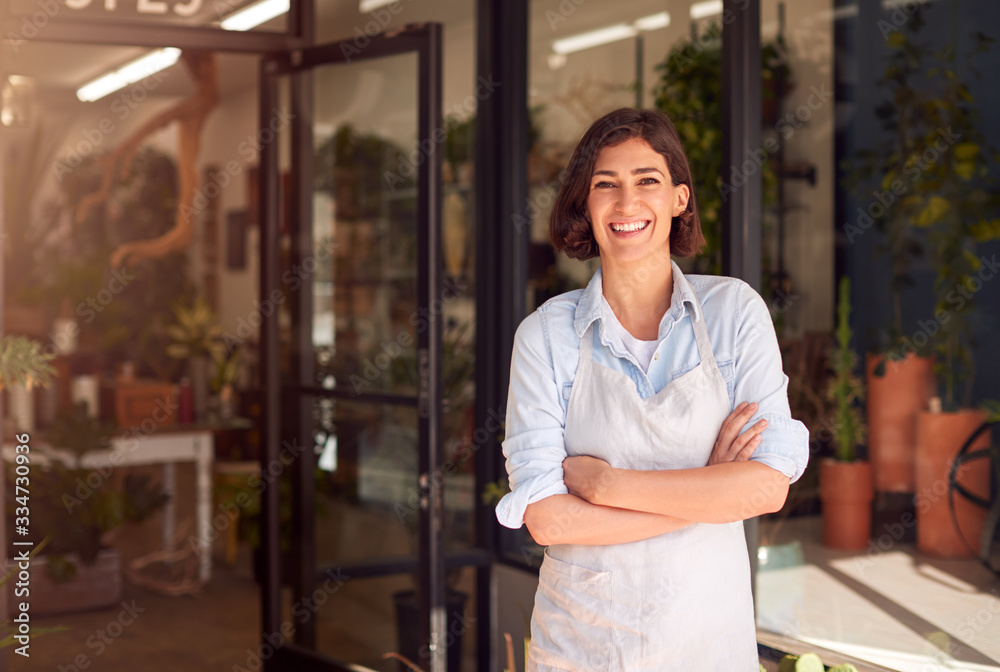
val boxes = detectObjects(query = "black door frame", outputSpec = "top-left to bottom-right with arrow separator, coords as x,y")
258,22 -> 451,672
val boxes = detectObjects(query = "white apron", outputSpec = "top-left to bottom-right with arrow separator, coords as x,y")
527,290 -> 758,671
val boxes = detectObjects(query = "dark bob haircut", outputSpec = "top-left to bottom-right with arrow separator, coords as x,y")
549,107 -> 705,260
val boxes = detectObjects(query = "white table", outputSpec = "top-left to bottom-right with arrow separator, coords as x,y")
4,427 -> 216,582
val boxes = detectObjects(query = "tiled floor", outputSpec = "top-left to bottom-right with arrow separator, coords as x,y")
757,516 -> 1000,672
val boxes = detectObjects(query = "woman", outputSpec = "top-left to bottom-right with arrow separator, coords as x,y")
496,108 -> 809,670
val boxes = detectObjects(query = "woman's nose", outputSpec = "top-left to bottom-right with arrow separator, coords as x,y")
615,185 -> 639,213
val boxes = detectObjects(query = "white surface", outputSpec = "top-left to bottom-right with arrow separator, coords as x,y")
3,429 -> 215,582
757,517 -> 1000,672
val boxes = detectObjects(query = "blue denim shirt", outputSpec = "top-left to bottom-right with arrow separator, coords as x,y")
496,261 -> 810,529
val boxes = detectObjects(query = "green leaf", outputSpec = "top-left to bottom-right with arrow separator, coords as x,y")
955,161 -> 976,180
165,344 -> 191,359
887,32 -> 906,49
963,248 -> 982,271
915,196 -> 950,227
954,142 -> 979,161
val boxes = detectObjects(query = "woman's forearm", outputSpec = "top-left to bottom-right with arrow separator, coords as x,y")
593,461 -> 789,523
523,494 -> 692,546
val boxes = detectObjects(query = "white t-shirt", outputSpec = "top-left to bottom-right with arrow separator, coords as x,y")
601,297 -> 659,373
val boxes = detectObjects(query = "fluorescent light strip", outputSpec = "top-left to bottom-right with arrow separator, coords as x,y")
359,0 -> 396,12
553,24 -> 638,55
551,12 -> 671,56
76,48 -> 181,102
689,0 -> 723,21
882,0 -> 931,9
221,0 -> 290,31
634,12 -> 670,31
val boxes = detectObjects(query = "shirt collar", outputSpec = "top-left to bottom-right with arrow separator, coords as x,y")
573,259 -> 702,340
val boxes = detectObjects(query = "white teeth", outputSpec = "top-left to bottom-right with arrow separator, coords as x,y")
610,221 -> 649,233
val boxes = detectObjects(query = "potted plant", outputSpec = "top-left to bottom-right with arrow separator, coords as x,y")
0,335 -> 56,434
208,345 -> 241,421
820,277 -> 873,550
166,295 -> 223,421
848,8 -> 940,497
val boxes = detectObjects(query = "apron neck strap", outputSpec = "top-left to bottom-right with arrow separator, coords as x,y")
688,291 -> 718,368
580,321 -> 596,361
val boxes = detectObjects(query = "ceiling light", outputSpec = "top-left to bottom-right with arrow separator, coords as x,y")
689,0 -> 723,20
76,48 -> 181,102
634,12 -> 670,31
551,13 -> 671,56
882,0 -> 930,8
359,0 -> 397,12
553,24 -> 638,55
221,0 -> 289,31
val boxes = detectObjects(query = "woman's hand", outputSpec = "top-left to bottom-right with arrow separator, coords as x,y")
708,401 -> 767,466
563,455 -> 614,505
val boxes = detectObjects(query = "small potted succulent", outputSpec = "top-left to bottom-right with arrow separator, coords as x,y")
819,277 -> 873,550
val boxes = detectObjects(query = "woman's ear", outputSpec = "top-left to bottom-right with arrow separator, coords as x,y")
674,184 -> 691,216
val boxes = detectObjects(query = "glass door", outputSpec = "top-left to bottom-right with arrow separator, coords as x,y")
258,23 -> 451,672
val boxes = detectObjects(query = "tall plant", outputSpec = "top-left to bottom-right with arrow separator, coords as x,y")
847,13 -> 931,352
827,277 -> 866,462
850,7 -> 1000,405
885,7 -> 999,409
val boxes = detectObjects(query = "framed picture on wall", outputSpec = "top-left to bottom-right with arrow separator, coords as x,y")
227,210 -> 248,270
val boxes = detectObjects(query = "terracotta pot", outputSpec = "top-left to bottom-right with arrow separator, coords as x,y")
915,409 -> 991,558
820,459 -> 873,550
866,353 -> 935,492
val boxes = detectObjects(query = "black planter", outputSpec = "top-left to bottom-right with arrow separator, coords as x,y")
392,590 -> 469,672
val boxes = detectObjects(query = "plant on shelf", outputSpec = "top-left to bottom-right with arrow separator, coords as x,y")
165,295 -> 223,361
166,295 -> 224,420
0,335 -> 56,390
819,277 -> 872,550
209,346 -> 241,420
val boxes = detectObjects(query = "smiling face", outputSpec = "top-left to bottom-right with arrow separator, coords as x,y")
586,137 -> 690,268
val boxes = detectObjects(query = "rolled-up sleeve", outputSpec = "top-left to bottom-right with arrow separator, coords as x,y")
496,312 -> 570,529
733,283 -> 810,483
